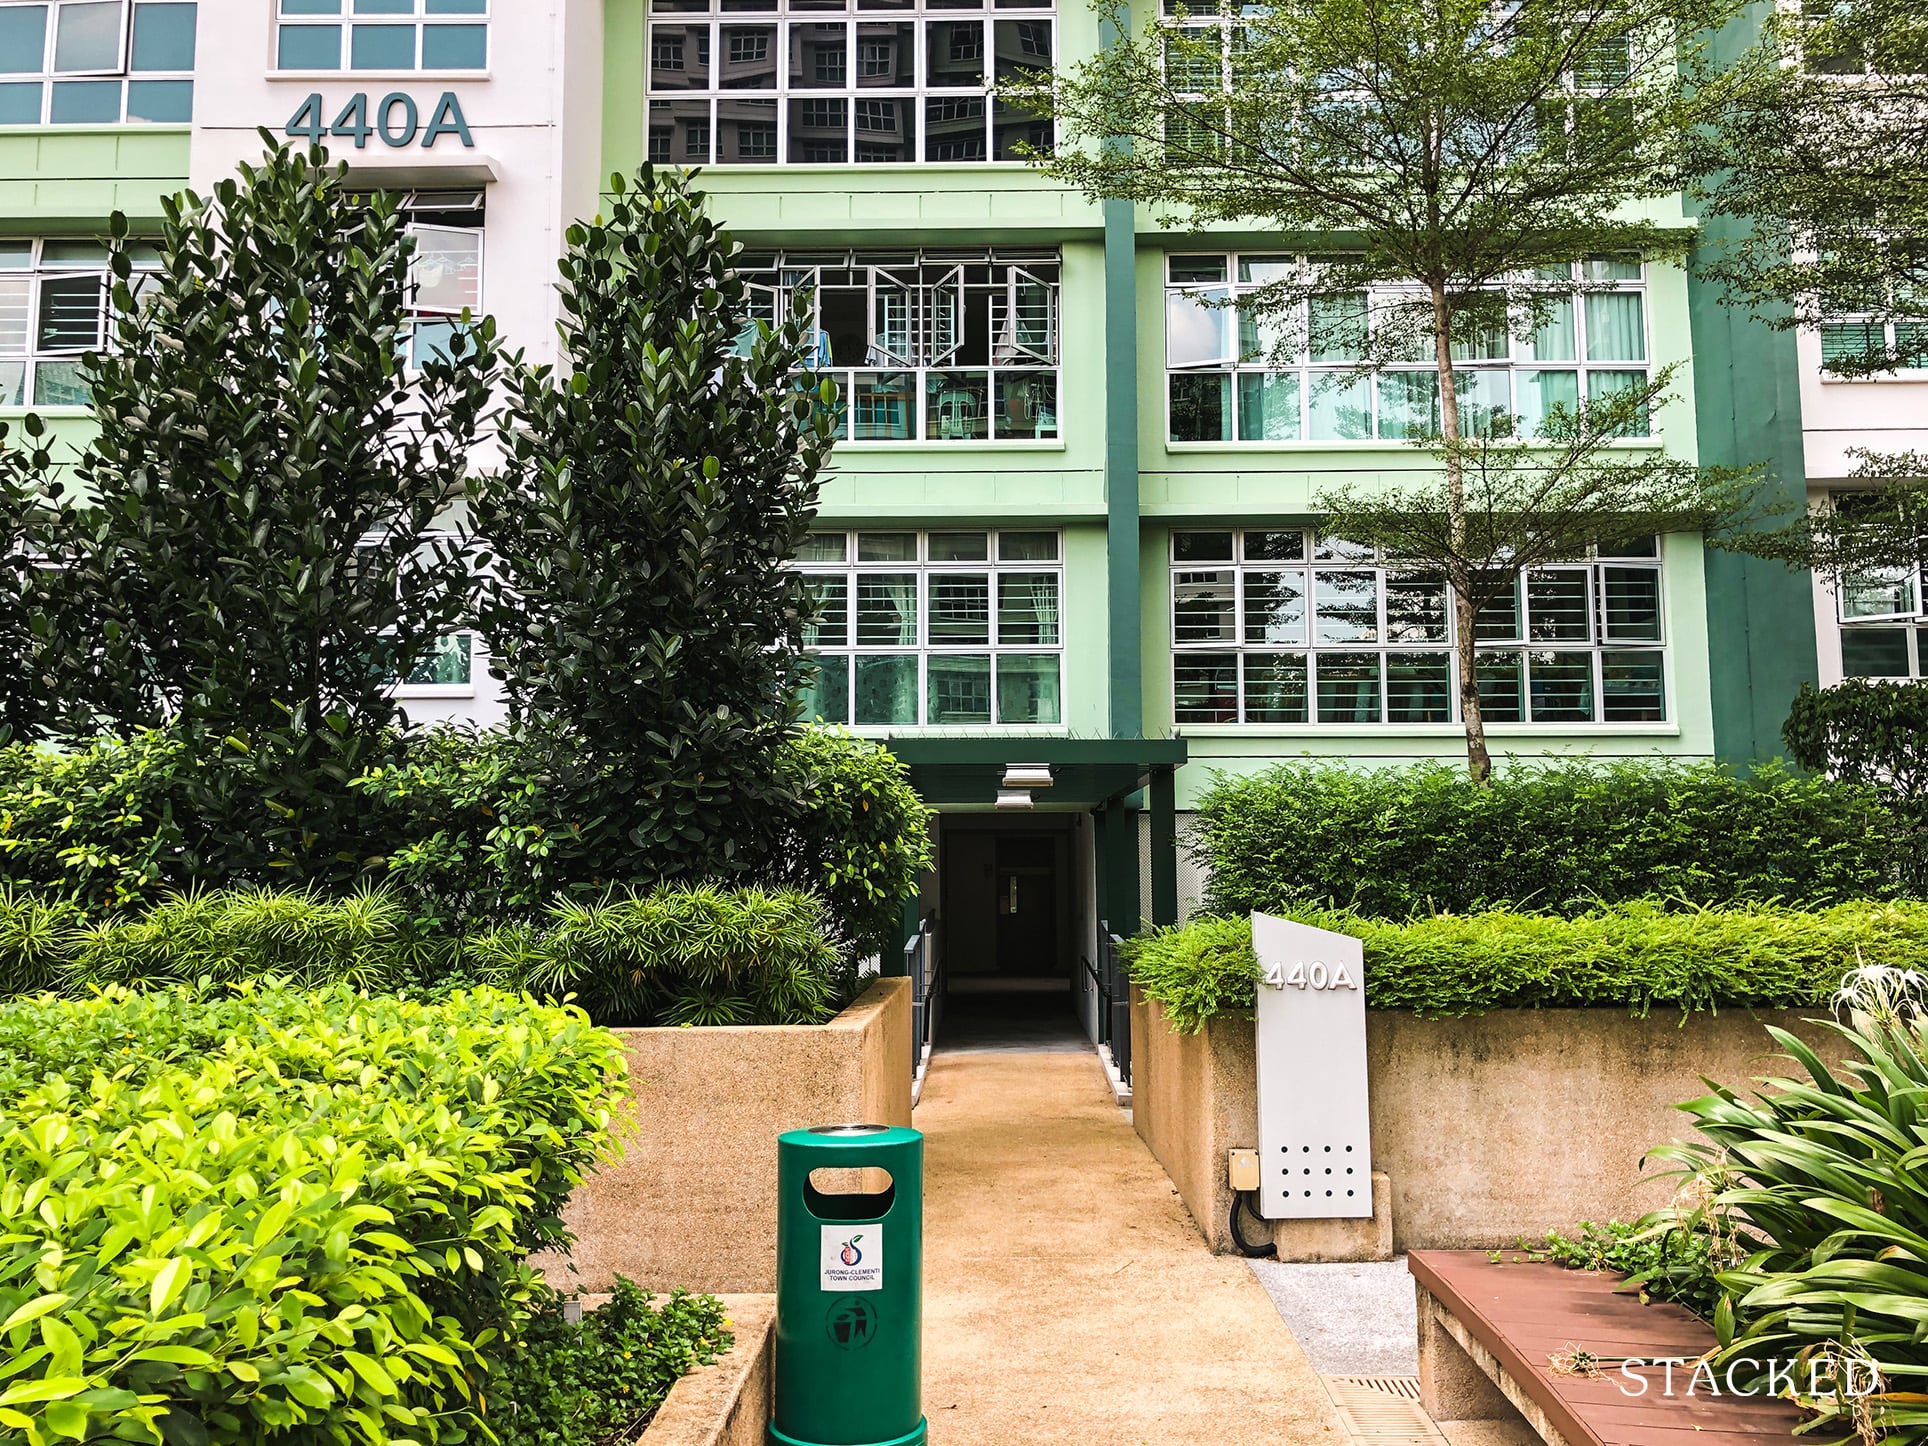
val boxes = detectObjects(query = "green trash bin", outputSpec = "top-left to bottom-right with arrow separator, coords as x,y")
771,1123 -> 926,1446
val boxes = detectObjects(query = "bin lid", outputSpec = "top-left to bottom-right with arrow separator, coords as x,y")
780,1124 -> 922,1153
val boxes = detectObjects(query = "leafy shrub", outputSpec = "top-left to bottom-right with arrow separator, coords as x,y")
1191,760 -> 1907,919
0,981 -> 626,1446
1783,678 -> 1928,804
1120,901 -> 1928,1030
487,1281 -> 730,1446
1653,968 -> 1928,1438
0,882 -> 847,1026
1540,1220 -> 1725,1321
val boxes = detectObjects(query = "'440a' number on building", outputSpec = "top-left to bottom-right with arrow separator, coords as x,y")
285,92 -> 475,150
1261,960 -> 1359,991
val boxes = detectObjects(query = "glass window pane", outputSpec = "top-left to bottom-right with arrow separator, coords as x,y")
791,21 -> 846,86
1475,576 -> 1522,640
283,0 -> 343,11
0,361 -> 25,407
0,82 -> 42,122
802,654 -> 850,723
1174,569 -> 1235,644
421,23 -> 485,67
997,571 -> 1059,645
1475,649 -> 1524,723
717,97 -> 778,161
858,535 -> 918,562
995,371 -> 1056,439
1517,369 -> 1579,437
996,654 -> 1060,724
649,23 -> 709,89
1309,291 -> 1366,362
1315,570 -> 1378,643
923,95 -> 984,160
350,23 -> 415,67
993,17 -> 1050,82
1525,296 -> 1576,361
1583,254 -> 1642,281
1601,650 -> 1665,721
1586,370 -> 1650,436
854,654 -> 918,724
36,275 -> 103,350
1601,567 -> 1661,641
0,8 -> 48,73
1169,371 -> 1230,442
1237,298 -> 1291,365
278,23 -> 341,67
1841,568 -> 1918,619
925,20 -> 982,86
1584,292 -> 1645,361
1313,534 -> 1373,562
1307,372 -> 1369,440
1841,628 -> 1911,677
125,77 -> 190,120
797,532 -> 848,562
927,654 -> 992,723
1243,569 -> 1307,644
852,371 -> 914,439
410,227 -> 480,312
405,632 -> 471,685
32,360 -> 88,405
1315,652 -> 1382,724
49,77 -> 119,119
1244,654 -> 1308,723
1236,371 -> 1299,441
1243,530 -> 1304,560
1166,286 -> 1231,367
929,531 -> 988,561
802,575 -> 848,645
855,572 -> 917,644
0,276 -> 25,349
998,531 -> 1057,560
1173,531 -> 1233,562
1387,652 -> 1452,723
1386,574 -> 1449,642
1527,650 -> 1594,722
131,3 -> 195,68
721,24 -> 776,84
926,369 -> 986,437
1377,370 -> 1439,439
53,1 -> 121,71
1457,369 -> 1512,439
1168,255 -> 1226,284
928,572 -> 989,644
1174,654 -> 1238,722
1526,569 -> 1590,641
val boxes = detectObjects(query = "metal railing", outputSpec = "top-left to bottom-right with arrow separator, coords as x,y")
904,913 -> 940,1080
1089,920 -> 1131,1088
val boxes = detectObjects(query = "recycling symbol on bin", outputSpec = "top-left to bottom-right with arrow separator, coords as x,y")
826,1296 -> 878,1351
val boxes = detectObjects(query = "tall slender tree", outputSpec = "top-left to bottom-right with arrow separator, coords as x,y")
1014,0 -> 1769,779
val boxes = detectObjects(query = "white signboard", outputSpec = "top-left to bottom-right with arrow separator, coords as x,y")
819,1225 -> 883,1291
1254,912 -> 1372,1220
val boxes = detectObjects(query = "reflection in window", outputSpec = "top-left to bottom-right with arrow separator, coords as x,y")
0,0 -> 196,124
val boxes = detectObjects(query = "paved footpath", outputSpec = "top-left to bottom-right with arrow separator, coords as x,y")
916,1047 -> 1347,1445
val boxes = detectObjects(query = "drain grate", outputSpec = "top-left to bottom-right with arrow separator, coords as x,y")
1331,1376 -> 1423,1400
1322,1376 -> 1444,1446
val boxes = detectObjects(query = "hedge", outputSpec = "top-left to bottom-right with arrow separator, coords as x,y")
0,982 -> 627,1446
1189,760 -> 1908,919
0,882 -> 847,1028
0,723 -> 933,961
1120,900 -> 1928,1031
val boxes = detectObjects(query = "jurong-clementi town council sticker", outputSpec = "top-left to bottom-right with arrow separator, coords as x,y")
819,1223 -> 884,1291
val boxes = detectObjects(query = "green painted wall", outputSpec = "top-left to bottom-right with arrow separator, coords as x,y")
0,130 -> 187,233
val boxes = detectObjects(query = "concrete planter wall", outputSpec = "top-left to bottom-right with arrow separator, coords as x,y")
542,977 -> 912,1295
636,1296 -> 774,1446
1129,984 -> 1837,1255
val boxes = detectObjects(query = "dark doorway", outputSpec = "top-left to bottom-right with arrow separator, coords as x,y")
994,835 -> 1057,976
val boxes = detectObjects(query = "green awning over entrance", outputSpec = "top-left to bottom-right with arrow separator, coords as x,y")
880,736 -> 1188,809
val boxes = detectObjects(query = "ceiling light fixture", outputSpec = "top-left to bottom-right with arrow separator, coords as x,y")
995,787 -> 1033,810
1000,764 -> 1054,790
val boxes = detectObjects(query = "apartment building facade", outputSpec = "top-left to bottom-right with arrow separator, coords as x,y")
0,0 -> 1871,1006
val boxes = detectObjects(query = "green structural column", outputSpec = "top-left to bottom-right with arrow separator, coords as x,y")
1149,766 -> 1177,927
771,1125 -> 927,1446
1101,796 -> 1141,936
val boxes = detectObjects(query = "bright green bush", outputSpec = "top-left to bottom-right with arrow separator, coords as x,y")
1121,901 -> 1928,1029
1539,1220 -> 1725,1321
0,981 -> 626,1446
0,882 -> 847,1026
1653,968 -> 1928,1438
1191,760 -> 1908,919
487,1281 -> 730,1446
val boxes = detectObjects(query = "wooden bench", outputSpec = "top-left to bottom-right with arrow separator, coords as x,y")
1409,1250 -> 1805,1446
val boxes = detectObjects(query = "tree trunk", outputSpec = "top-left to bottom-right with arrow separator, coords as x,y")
1430,281 -> 1491,786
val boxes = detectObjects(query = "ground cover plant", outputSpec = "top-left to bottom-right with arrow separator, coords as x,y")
1191,760 -> 1907,920
1652,968 -> 1928,1441
0,881 -> 849,1026
0,981 -> 626,1446
1118,902 -> 1928,1031
487,1281 -> 730,1446
1537,1221 -> 1725,1322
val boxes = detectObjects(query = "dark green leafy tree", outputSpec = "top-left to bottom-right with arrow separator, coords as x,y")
1014,0 -> 1770,779
0,418 -> 64,743
1695,0 -> 1928,580
472,165 -> 834,879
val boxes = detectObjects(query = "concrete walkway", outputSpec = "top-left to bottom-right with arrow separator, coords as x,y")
916,1048 -> 1346,1444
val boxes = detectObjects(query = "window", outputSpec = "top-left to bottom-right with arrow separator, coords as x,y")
0,0 -> 195,124
794,530 -> 1063,726
740,249 -> 1059,444
1832,494 -> 1928,678
401,190 -> 483,368
1818,316 -> 1928,376
645,0 -> 1051,166
275,0 -> 486,73
0,238 -> 160,408
1169,530 -> 1666,726
1163,252 -> 1652,444
398,632 -> 474,688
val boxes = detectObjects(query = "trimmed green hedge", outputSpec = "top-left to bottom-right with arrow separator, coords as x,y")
0,882 -> 846,1028
1121,901 -> 1928,1031
1190,760 -> 1908,919
0,982 -> 626,1446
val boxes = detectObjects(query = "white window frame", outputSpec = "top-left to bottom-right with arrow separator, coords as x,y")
793,528 -> 1065,729
272,0 -> 489,75
0,0 -> 196,126
1167,529 -> 1670,729
0,238 -> 160,410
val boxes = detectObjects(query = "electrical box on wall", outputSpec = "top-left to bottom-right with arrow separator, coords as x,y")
1253,912 -> 1372,1220
1228,1149 -> 1261,1194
